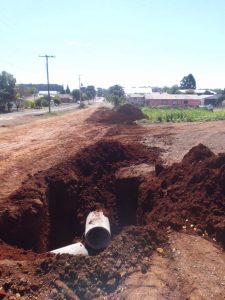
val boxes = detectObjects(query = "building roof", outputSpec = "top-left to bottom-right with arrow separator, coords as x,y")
128,94 -> 145,98
179,89 -> 217,95
58,93 -> 72,99
38,91 -> 59,95
195,89 -> 217,95
145,93 -> 201,100
125,86 -> 153,94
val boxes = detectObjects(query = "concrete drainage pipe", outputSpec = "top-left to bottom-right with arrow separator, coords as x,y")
85,211 -> 111,250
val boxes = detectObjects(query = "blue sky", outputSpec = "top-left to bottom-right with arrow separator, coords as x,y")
0,0 -> 225,89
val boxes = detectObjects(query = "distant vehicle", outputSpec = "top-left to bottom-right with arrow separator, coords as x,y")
198,104 -> 214,112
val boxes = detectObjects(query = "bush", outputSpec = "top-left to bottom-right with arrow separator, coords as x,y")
54,98 -> 61,105
82,93 -> 88,101
23,100 -> 35,109
42,98 -> 49,107
35,97 -> 49,108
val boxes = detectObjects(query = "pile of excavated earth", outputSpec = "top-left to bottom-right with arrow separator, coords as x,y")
86,103 -> 146,123
0,105 -> 225,299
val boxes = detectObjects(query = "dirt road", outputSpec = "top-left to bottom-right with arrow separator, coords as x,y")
0,104 -> 225,299
0,104 -> 111,200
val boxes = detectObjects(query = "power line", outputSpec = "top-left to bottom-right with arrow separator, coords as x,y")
39,55 -> 55,113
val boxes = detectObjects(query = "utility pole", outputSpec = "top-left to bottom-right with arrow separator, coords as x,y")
39,55 -> 55,113
78,74 -> 82,103
78,74 -> 83,107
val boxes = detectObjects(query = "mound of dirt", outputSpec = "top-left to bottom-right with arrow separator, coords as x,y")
0,226 -> 166,300
87,104 -> 146,124
38,226 -> 165,299
0,140 -> 162,253
182,142 -> 214,164
116,103 -> 146,120
138,144 -> 225,248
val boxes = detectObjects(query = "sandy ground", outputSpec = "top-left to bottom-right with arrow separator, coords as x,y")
1,103 -> 225,299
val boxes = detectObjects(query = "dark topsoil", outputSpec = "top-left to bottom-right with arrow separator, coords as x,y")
0,140 -> 225,299
86,103 -> 146,124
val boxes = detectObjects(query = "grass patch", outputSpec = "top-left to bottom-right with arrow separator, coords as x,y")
142,107 -> 225,123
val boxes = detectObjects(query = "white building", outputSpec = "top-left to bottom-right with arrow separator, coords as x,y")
38,91 -> 59,97
124,86 -> 152,95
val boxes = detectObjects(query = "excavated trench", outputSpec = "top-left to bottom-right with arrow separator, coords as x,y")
0,140 -> 158,253
1,140 -> 225,255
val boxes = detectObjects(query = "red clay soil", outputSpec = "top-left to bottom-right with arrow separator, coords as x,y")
0,240 -> 51,261
0,140 -> 225,299
0,226 -> 165,300
0,140 -> 162,253
87,103 -> 146,124
0,141 -> 224,251
139,143 -> 225,248
0,140 -> 164,299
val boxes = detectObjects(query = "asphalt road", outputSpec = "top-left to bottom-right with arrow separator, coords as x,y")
0,103 -> 81,120
0,99 -> 105,122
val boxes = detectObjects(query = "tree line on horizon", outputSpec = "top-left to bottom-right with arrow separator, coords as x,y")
1,70 -> 225,112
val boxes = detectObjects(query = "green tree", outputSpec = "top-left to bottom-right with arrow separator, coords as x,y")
106,85 -> 125,107
216,89 -> 225,106
17,85 -> 37,98
0,71 -> 16,112
72,89 -> 81,102
180,74 -> 196,89
80,86 -> 89,101
54,95 -> 61,105
162,86 -> 170,93
96,87 -> 103,97
23,99 -> 35,109
86,85 -> 96,99
35,96 -> 49,108
82,93 -> 88,101
14,97 -> 23,111
167,85 -> 180,94
185,89 -> 195,94
18,83 -> 63,92
60,86 -> 65,94
65,85 -> 71,94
